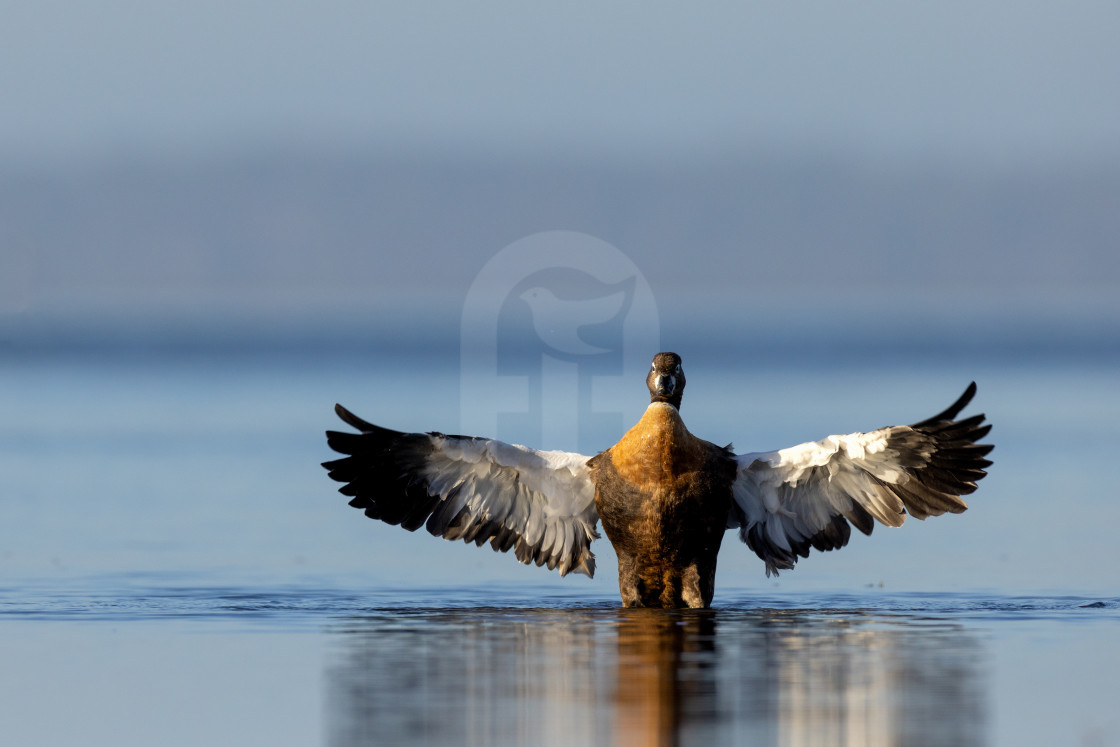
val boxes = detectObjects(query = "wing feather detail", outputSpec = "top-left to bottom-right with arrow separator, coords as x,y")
323,405 -> 600,577
729,382 -> 993,576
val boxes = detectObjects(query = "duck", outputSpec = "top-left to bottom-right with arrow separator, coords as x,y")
323,352 -> 992,608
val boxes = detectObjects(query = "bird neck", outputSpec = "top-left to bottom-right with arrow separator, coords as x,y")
649,394 -> 682,411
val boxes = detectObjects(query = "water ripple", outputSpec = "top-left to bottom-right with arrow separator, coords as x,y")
2,575 -> 1117,630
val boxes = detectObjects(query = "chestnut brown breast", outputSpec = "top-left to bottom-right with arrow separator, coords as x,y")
589,403 -> 735,562
609,403 -> 711,492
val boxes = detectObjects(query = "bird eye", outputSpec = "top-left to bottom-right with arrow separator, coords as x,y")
675,364 -> 682,374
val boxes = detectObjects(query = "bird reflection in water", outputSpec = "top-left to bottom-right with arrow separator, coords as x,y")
613,610 -> 718,745
326,604 -> 987,746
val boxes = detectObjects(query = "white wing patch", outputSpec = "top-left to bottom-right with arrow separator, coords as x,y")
776,431 -> 909,484
735,428 -> 909,530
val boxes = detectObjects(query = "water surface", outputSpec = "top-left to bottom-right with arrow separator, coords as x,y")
3,579 -> 1118,746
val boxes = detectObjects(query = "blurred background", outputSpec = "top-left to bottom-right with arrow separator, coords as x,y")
4,1 -> 1119,347
2,1 -> 1119,594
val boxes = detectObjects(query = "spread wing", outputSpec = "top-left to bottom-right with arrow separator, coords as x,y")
322,405 -> 600,577
728,383 -> 992,576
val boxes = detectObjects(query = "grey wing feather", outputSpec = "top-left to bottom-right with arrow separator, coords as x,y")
323,405 -> 600,577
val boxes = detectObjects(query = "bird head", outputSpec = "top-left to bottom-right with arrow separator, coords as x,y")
646,352 -> 685,409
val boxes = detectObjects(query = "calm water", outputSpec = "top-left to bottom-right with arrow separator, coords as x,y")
2,349 -> 1119,745
2,581 -> 1118,746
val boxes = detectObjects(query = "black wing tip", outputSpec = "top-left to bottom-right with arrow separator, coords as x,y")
941,381 -> 978,421
333,403 -> 375,432
910,381 -> 984,430
324,429 -> 367,458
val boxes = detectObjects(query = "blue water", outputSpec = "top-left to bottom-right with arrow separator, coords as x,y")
2,349 -> 1119,745
2,579 -> 1118,746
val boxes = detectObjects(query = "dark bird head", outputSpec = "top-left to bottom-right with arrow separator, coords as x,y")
646,352 -> 685,409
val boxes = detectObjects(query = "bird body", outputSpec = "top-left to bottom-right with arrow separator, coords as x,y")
589,401 -> 735,608
323,352 -> 992,608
